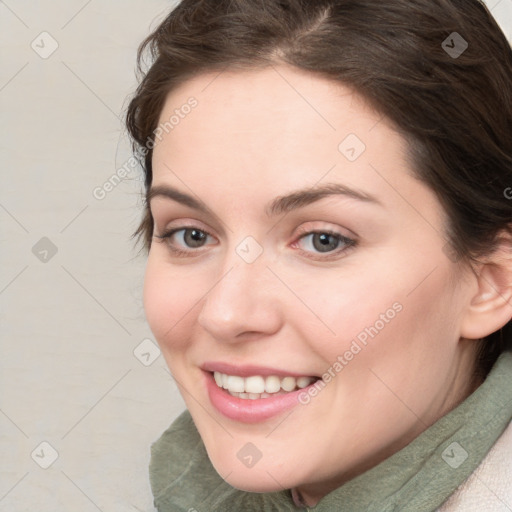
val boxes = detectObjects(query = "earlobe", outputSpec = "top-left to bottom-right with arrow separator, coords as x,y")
460,237 -> 512,340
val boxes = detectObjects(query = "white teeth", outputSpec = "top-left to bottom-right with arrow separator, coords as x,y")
265,376 -> 281,393
226,375 -> 245,393
297,376 -> 312,389
245,376 -> 266,394
281,376 -> 296,392
213,371 -> 316,398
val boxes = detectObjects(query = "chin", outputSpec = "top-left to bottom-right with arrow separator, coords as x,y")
208,453 -> 301,493
223,473 -> 286,493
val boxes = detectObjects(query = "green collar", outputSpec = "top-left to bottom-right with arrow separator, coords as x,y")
150,351 -> 512,511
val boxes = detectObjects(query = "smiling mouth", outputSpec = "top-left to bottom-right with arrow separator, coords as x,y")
212,371 -> 319,399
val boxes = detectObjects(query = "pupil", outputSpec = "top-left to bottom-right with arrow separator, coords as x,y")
313,233 -> 338,252
186,229 -> 206,247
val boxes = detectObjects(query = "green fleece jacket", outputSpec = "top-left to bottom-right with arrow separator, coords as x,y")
149,351 -> 512,511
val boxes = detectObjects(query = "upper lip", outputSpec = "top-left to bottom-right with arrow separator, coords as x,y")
201,361 -> 317,378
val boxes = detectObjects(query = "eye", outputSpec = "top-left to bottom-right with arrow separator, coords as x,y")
293,230 -> 356,259
154,226 -> 216,255
153,225 -> 356,260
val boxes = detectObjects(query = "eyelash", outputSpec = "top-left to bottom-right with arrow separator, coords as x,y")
153,225 -> 357,261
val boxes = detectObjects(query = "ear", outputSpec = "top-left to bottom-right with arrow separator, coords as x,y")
460,231 -> 512,340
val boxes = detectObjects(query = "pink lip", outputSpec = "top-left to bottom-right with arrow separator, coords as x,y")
201,361 -> 316,378
203,370 -> 318,423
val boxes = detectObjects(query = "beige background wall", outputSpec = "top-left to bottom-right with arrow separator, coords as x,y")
1,1 -> 511,510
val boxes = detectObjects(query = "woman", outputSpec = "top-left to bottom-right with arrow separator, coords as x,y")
126,0 -> 512,510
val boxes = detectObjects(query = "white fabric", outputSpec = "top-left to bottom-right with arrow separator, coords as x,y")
438,420 -> 512,511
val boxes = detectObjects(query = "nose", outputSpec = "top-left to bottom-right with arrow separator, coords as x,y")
196,253 -> 283,343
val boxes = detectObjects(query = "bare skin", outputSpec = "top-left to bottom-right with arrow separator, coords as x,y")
144,65 -> 512,506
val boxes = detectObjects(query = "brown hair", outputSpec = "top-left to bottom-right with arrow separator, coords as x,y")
125,0 -> 512,377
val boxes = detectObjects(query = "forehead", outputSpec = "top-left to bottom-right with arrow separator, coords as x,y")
155,65 -> 388,156
156,67 -> 398,164
150,65 -> 440,224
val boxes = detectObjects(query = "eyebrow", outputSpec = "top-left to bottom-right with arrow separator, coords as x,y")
147,182 -> 383,217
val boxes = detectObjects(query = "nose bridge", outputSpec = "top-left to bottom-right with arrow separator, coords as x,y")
210,234 -> 269,302
197,242 -> 280,340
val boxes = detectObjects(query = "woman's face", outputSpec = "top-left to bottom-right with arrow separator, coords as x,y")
145,65 -> 478,501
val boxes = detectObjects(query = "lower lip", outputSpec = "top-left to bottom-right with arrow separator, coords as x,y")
204,371 -> 317,423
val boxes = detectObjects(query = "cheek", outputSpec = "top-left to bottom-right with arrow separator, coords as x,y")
307,259 -> 454,372
337,267 -> 462,400
290,268 -> 404,363
143,256 -> 200,348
